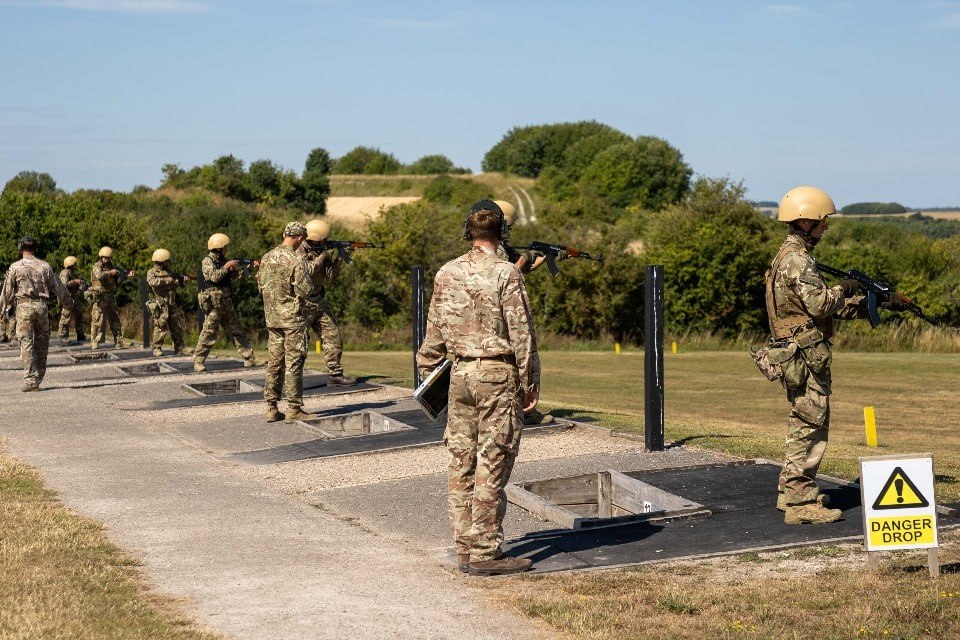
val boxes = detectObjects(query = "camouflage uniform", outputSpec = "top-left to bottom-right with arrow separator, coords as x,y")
299,244 -> 345,375
58,266 -> 86,341
417,246 -> 540,562
497,239 -> 543,275
766,233 -> 864,507
259,243 -> 312,410
0,256 -> 73,389
146,265 -> 187,354
89,261 -> 126,349
194,252 -> 254,364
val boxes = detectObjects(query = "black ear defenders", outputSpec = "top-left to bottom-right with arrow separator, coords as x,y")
462,199 -> 507,241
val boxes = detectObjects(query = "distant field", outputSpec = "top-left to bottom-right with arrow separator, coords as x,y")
837,211 -> 960,220
325,196 -> 421,229
329,172 -> 536,197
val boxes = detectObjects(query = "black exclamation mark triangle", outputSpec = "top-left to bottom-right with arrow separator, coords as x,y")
871,466 -> 930,510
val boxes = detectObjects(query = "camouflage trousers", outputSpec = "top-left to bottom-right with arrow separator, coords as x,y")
90,291 -> 122,349
263,326 -> 307,409
193,294 -> 252,362
305,299 -> 343,376
16,300 -> 51,388
445,358 -> 523,562
150,298 -> 184,352
58,297 -> 85,340
778,373 -> 830,506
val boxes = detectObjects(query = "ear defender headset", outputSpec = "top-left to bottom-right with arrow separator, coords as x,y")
462,199 -> 508,241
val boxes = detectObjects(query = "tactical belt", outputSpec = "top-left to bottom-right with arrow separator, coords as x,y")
454,354 -> 516,366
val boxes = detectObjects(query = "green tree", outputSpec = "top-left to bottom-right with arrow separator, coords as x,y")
305,147 -> 332,175
333,146 -> 401,175
3,171 -> 60,196
580,137 -> 691,210
482,121 -> 626,177
405,154 -> 462,175
247,160 -> 281,202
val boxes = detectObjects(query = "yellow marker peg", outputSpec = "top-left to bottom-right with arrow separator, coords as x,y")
671,341 -> 678,354
315,340 -> 321,354
864,406 -> 878,447
614,342 -> 621,355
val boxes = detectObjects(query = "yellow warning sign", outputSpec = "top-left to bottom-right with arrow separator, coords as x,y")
871,466 -> 930,510
868,515 -> 936,547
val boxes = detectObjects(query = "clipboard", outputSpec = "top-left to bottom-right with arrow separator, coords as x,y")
413,359 -> 452,421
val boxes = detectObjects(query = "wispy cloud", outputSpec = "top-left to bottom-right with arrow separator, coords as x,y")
375,18 -> 454,31
766,4 -> 804,14
0,0 -> 210,13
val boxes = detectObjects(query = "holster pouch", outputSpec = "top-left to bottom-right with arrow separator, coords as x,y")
793,324 -> 831,375
197,290 -> 213,314
145,298 -> 161,318
751,342 -> 798,385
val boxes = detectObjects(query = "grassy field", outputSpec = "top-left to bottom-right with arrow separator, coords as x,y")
0,446 -> 221,640
329,172 -> 536,197
333,348 -> 960,639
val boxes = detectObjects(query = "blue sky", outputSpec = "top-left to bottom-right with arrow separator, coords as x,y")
1,0 -> 958,206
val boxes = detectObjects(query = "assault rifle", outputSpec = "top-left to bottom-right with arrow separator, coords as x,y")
517,241 -> 603,277
815,262 -> 939,328
326,240 -> 382,265
231,259 -> 258,276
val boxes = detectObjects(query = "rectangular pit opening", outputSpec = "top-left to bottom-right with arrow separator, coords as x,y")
298,411 -> 416,439
507,469 -> 711,530
68,352 -> 116,362
181,379 -> 262,397
119,362 -> 179,376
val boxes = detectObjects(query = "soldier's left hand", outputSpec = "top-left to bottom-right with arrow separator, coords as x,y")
555,250 -> 569,261
523,388 -> 539,413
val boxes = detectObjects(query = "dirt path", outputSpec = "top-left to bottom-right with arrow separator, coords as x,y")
0,359 -> 554,640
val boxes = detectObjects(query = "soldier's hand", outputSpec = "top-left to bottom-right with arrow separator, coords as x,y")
523,388 -> 539,413
251,260 -> 260,268
109,269 -> 119,276
71,279 -> 83,287
838,278 -> 861,297
555,250 -> 569,261
882,292 -> 911,312
127,270 -> 136,277
225,260 -> 240,271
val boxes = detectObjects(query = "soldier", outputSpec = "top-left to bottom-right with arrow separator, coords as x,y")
0,237 -> 73,391
193,233 -> 257,372
258,222 -> 313,423
495,199 -> 560,426
299,219 -> 356,386
766,186 -> 893,524
146,249 -> 192,357
58,256 -> 86,344
90,246 -> 135,350
417,199 -> 539,576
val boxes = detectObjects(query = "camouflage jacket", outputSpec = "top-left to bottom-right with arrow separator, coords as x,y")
1,256 -> 72,309
59,266 -> 84,294
298,243 -> 342,302
91,260 -> 126,293
766,233 -> 864,340
146,266 -> 185,304
497,240 -> 543,275
417,245 -> 540,392
201,252 -> 239,290
257,244 -> 312,329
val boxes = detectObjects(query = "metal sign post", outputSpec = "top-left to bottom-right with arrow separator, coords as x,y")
412,265 -> 426,386
644,265 -> 665,452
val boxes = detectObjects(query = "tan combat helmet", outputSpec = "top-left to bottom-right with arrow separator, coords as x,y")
207,233 -> 230,250
98,246 -> 113,258
63,256 -> 78,268
778,186 -> 836,222
152,248 -> 171,263
494,200 -> 517,225
305,219 -> 331,242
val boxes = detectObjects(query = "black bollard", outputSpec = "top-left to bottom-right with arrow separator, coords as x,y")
139,277 -> 151,350
412,265 -> 426,386
644,265 -> 665,452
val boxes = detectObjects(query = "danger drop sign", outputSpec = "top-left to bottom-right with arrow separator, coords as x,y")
860,454 -> 938,552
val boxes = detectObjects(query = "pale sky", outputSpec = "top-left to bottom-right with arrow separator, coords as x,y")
2,0 -> 959,207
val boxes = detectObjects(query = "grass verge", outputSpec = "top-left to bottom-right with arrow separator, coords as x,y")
0,444 -> 221,640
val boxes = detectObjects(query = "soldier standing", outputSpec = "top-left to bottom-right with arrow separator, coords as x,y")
0,237 -> 73,391
300,219 -> 356,386
58,256 -> 86,344
90,246 -> 135,350
193,233 -> 257,372
258,222 -> 312,423
766,186 -> 884,525
417,200 -> 539,576
146,249 -> 192,357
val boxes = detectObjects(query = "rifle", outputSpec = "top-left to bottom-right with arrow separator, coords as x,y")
325,240 -> 382,265
517,241 -> 603,277
815,261 -> 939,328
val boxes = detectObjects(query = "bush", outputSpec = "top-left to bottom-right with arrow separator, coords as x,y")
482,121 -> 625,178
841,202 -> 909,215
333,146 -> 401,175
579,137 -> 691,210
405,154 -> 469,175
421,176 -> 492,209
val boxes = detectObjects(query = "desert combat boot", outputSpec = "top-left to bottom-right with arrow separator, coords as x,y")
468,555 -> 533,576
265,404 -> 285,423
777,492 -> 830,512
284,407 -> 310,423
784,502 -> 842,525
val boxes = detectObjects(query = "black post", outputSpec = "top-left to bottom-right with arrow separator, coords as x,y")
412,265 -> 426,386
196,266 -> 205,335
644,265 -> 665,452
139,277 -> 151,350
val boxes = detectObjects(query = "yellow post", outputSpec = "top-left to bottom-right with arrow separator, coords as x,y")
864,406 -> 878,447
671,341 -> 678,354
315,340 -> 321,354
614,342 -> 621,355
